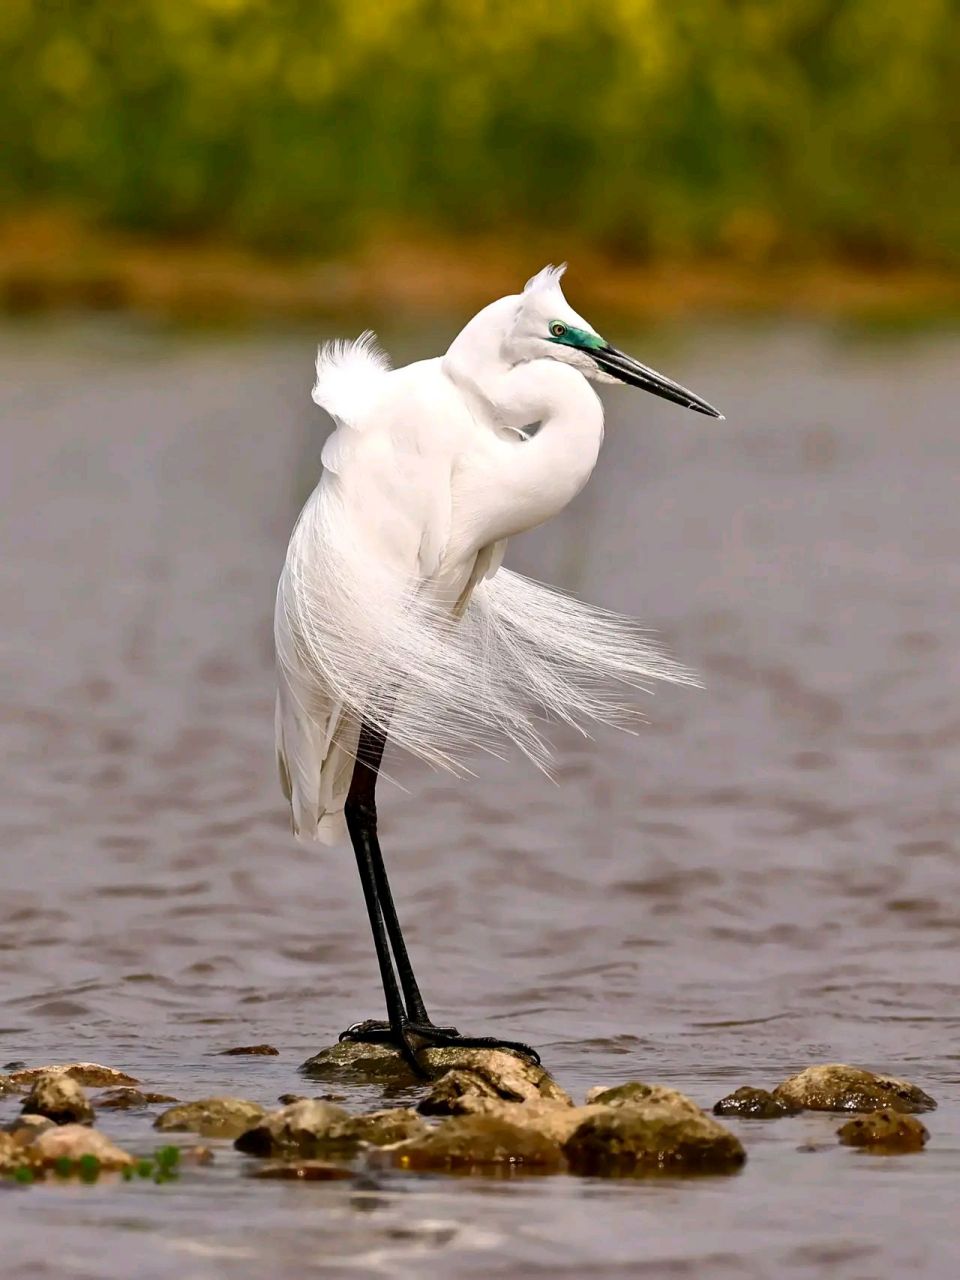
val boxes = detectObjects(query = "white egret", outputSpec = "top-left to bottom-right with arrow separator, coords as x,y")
275,264 -> 721,1072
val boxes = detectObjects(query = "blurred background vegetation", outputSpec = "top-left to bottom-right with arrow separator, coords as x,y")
1,0 -> 958,318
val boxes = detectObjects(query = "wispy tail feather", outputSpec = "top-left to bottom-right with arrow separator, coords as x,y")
276,481 -> 699,831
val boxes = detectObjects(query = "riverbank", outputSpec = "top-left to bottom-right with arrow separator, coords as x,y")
3,211 -> 959,327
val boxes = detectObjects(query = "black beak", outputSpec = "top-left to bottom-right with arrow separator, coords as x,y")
589,343 -> 723,418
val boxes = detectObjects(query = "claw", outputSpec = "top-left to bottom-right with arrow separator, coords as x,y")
338,1018 -> 541,1070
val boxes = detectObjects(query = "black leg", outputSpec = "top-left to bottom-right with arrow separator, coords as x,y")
341,718 -> 541,1072
343,720 -> 447,1027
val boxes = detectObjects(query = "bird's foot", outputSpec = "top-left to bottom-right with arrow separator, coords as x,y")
339,1017 -> 460,1043
339,1018 -> 541,1076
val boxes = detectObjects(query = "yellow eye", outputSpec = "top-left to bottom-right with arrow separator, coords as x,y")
550,321 -> 567,338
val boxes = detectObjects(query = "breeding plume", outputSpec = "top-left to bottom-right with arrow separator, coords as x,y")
275,265 -> 721,1070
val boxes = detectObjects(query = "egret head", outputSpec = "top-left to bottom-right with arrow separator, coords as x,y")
509,264 -> 723,419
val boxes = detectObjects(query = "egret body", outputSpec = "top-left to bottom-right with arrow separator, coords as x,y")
275,265 -> 721,1070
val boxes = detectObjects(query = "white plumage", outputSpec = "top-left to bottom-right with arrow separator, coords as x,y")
275,265 -> 716,844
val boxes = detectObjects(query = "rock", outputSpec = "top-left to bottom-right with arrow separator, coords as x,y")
0,1075 -> 20,1097
341,1108 -> 428,1147
772,1064 -> 937,1114
301,1038 -> 412,1082
837,1109 -> 929,1152
393,1115 -> 565,1172
30,1124 -> 133,1170
96,1088 -> 179,1110
439,1096 -> 604,1144
221,1044 -> 279,1056
0,1132 -> 27,1171
235,1100 -> 426,1157
154,1097 -> 267,1139
234,1099 -> 348,1156
250,1160 -> 354,1181
21,1072 -> 94,1125
418,1058 -> 571,1115
5,1115 -> 56,1145
585,1081 -> 700,1111
6,1063 -> 139,1088
278,1093 -> 307,1105
713,1086 -> 801,1118
563,1086 -> 746,1175
302,1039 -> 567,1103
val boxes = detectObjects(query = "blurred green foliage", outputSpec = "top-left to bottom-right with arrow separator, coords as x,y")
1,0 -> 957,262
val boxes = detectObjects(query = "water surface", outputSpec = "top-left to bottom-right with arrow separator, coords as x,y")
1,319 -> 959,1277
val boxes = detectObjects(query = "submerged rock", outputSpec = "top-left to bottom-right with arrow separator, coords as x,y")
96,1088 -> 179,1110
21,1072 -> 94,1125
235,1099 -> 426,1157
30,1124 -> 134,1170
773,1064 -> 936,1114
713,1086 -> 801,1119
6,1063 -> 139,1088
221,1044 -> 279,1056
154,1097 -> 267,1139
837,1109 -> 929,1152
250,1160 -> 354,1181
564,1085 -> 746,1176
393,1114 -> 565,1173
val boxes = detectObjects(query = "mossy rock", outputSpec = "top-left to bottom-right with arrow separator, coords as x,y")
564,1089 -> 746,1176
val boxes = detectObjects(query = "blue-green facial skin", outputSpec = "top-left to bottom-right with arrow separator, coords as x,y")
547,323 -> 605,352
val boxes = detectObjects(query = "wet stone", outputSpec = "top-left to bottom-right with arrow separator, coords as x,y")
440,1096 -> 605,1144
303,1038 -> 569,1106
393,1114 -> 565,1173
0,1132 -> 26,1172
250,1160 -> 354,1181
5,1115 -> 56,1145
29,1124 -> 134,1170
154,1097 -> 267,1139
773,1064 -> 937,1114
564,1085 -> 746,1176
235,1100 -> 426,1158
96,1088 -> 179,1110
713,1086 -> 801,1118
585,1081 -> 699,1111
21,1072 -> 94,1125
837,1108 -> 929,1152
221,1044 -> 279,1056
7,1063 -> 139,1088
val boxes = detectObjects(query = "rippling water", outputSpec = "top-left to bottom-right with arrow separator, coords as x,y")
1,319 -> 958,1278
